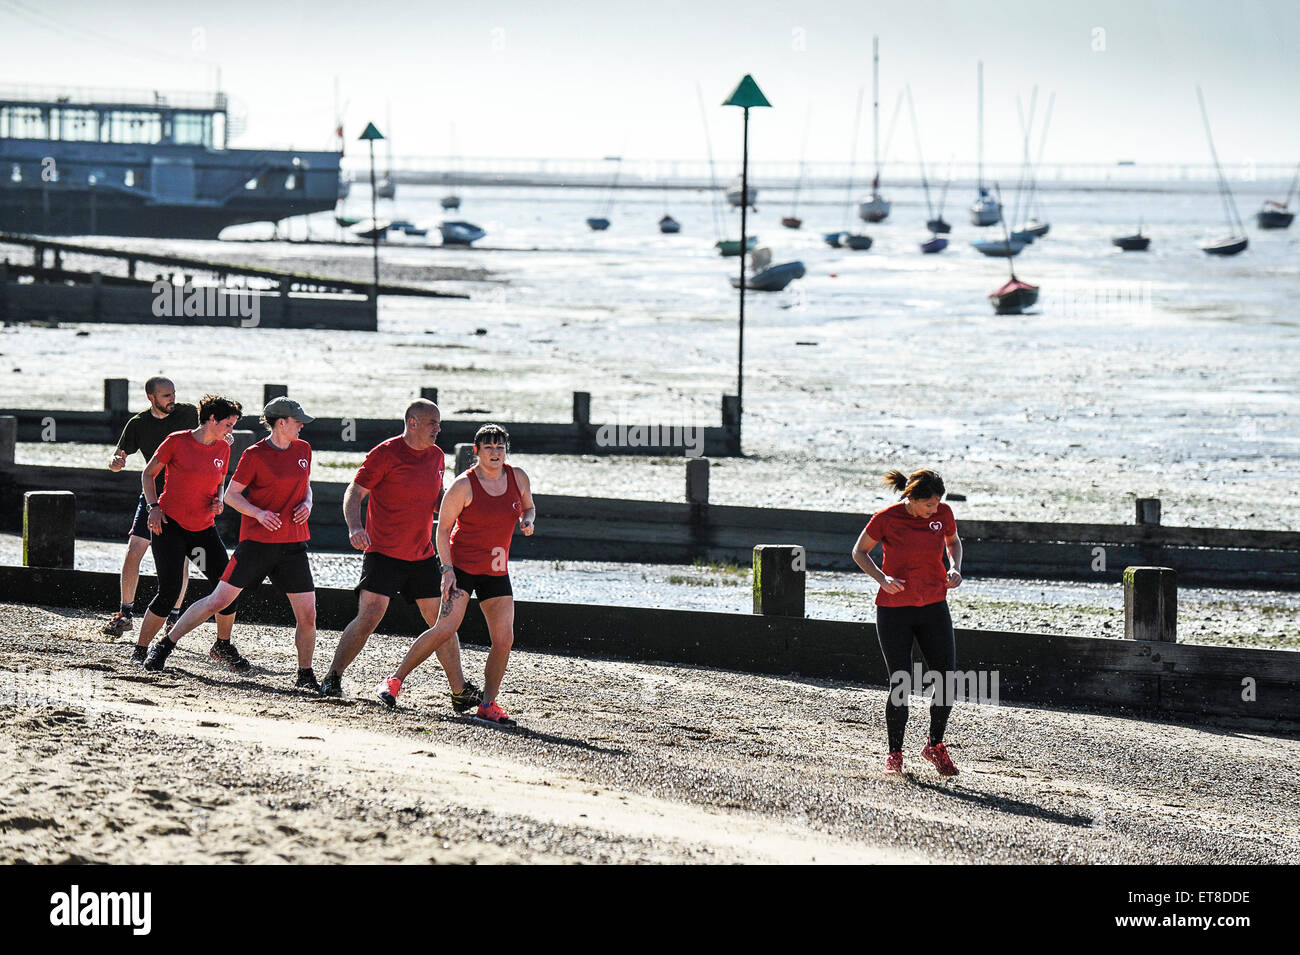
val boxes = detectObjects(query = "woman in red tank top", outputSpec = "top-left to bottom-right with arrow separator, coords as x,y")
382,424 -> 535,725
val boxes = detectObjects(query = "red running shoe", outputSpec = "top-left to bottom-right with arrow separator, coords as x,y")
922,741 -> 959,777
884,751 -> 904,775
377,676 -> 402,709
474,700 -> 516,726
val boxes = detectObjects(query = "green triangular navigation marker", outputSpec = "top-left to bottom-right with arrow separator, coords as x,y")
359,122 -> 385,141
723,74 -> 772,109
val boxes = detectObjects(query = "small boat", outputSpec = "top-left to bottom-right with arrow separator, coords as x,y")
730,261 -> 806,292
726,174 -> 757,209
921,235 -> 948,254
859,188 -> 890,223
439,221 -> 486,246
1201,236 -> 1248,256
659,215 -> 681,234
335,214 -> 361,228
716,236 -> 758,256
1009,228 -> 1036,245
588,155 -> 621,231
1256,199 -> 1294,230
1195,87 -> 1248,257
351,218 -> 391,240
389,221 -> 428,238
989,277 -> 1039,314
1256,162 -> 1298,229
843,233 -> 873,251
823,231 -> 844,248
926,217 -> 951,234
782,216 -> 803,230
970,187 -> 1001,227
586,217 -> 611,231
375,176 -> 396,200
1019,218 -> 1050,238
972,236 -> 1024,257
857,39 -> 890,223
785,105 -> 810,231
1112,232 -> 1151,251
441,195 -> 461,211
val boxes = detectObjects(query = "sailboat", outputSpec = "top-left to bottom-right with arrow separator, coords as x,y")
988,203 -> 1038,314
441,123 -> 461,210
1112,218 -> 1151,251
726,174 -> 758,209
1196,86 -> 1248,256
1016,92 -> 1054,238
659,179 -> 681,233
1256,160 -> 1298,229
697,82 -> 755,255
970,62 -> 1001,227
587,155 -> 621,231
729,246 -> 806,292
784,106 -> 810,229
907,84 -> 947,253
1007,90 -> 1039,245
858,36 -> 891,223
827,88 -> 872,250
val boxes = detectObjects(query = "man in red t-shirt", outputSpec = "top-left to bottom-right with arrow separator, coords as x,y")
319,400 -> 479,711
156,398 -> 322,691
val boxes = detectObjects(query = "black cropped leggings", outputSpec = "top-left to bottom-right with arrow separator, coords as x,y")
875,600 -> 957,752
147,520 -> 238,619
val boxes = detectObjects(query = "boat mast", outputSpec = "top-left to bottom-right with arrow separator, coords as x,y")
696,82 -> 725,241
1196,85 -> 1245,237
906,84 -> 935,222
845,87 -> 864,230
977,61 -> 984,191
872,36 -> 881,191
791,104 -> 811,217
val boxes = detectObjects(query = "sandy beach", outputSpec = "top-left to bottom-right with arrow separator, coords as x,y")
2,601 -> 1295,865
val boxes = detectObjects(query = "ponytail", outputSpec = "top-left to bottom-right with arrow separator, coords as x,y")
882,468 -> 945,501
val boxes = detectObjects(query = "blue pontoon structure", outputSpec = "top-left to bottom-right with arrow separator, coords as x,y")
0,84 -> 341,238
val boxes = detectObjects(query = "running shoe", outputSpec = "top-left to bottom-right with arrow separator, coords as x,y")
450,680 -> 483,714
130,644 -> 148,665
143,638 -> 175,672
884,751 -> 904,775
474,700 -> 515,726
377,676 -> 402,709
295,668 -> 321,693
209,639 -> 251,673
319,671 -> 343,697
102,612 -> 133,637
922,741 -> 959,777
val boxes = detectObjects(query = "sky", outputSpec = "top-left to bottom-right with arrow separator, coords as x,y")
2,0 -> 1297,169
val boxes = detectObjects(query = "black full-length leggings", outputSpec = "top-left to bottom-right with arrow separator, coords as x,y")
147,520 -> 237,619
875,600 -> 957,753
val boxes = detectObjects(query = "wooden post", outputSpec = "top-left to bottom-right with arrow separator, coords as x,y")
1136,498 -> 1161,525
104,379 -> 130,433
0,415 -> 16,466
263,384 -> 289,405
420,387 -> 439,405
23,490 -> 75,568
722,394 -> 741,455
455,443 -> 476,476
752,544 -> 805,617
229,429 -> 257,466
573,391 -> 591,428
686,457 -> 710,509
1124,566 -> 1177,643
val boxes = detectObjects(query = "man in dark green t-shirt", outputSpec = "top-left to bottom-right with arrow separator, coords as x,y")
102,376 -> 199,637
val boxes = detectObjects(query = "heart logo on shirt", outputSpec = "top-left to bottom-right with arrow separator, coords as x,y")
298,459 -> 308,469
929,521 -> 943,532
213,459 -> 223,468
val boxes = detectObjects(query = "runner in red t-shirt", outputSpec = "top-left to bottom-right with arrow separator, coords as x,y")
157,398 -> 322,692
379,423 -> 535,725
319,400 -> 479,710
851,468 -> 964,778
138,394 -> 249,674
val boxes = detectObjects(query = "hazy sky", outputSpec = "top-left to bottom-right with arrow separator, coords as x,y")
3,0 -> 1297,168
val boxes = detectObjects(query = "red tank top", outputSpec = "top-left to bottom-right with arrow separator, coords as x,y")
449,466 -> 523,575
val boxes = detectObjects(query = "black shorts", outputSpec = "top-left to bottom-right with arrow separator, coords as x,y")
453,567 -> 513,601
221,540 -> 314,594
129,494 -> 152,541
357,552 -> 441,603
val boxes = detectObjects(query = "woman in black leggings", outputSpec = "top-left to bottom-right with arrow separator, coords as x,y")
852,468 -> 963,777
135,395 -> 249,673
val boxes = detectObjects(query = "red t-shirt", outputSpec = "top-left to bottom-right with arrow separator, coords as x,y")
155,430 -> 230,532
450,466 -> 523,575
864,501 -> 957,607
354,436 -> 445,561
231,438 -> 312,543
